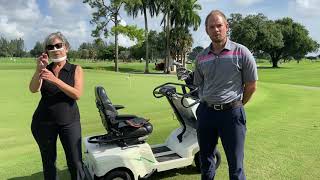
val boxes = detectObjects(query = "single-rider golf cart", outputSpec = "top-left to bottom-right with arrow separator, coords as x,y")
83,63 -> 221,180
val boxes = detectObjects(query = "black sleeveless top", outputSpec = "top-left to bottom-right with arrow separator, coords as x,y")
32,61 -> 80,125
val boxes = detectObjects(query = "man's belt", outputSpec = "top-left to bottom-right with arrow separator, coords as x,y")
204,100 -> 243,111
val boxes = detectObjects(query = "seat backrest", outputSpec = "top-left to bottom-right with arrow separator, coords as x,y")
95,86 -> 118,131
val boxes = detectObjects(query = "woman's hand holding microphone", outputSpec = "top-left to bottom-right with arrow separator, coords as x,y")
37,53 -> 49,72
37,53 -> 59,84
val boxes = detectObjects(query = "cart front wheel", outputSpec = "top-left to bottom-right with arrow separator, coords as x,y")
103,169 -> 132,180
194,149 -> 221,172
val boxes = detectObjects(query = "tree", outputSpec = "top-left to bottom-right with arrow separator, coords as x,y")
84,0 -> 121,71
0,37 -> 10,57
78,42 -> 96,59
130,43 -> 145,60
146,30 -> 156,61
79,49 -> 90,60
170,27 -> 193,66
79,42 -> 94,50
148,30 -> 166,61
169,0 -> 201,67
130,30 -> 166,61
229,13 -> 269,51
84,0 -> 145,71
111,25 -> 144,45
67,50 -> 79,61
158,0 -> 201,72
275,18 -> 319,64
10,38 -> 25,57
84,0 -> 124,71
188,46 -> 204,61
30,41 -> 44,57
124,0 -> 158,73
93,38 -> 107,60
0,37 -> 26,57
228,13 -> 319,67
257,21 -> 284,67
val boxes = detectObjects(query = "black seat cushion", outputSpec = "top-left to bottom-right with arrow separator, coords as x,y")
95,86 -> 153,141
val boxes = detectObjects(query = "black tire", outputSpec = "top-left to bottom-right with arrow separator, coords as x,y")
194,149 -> 221,172
103,170 -> 132,180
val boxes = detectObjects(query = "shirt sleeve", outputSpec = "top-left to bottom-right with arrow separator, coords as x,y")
241,46 -> 258,83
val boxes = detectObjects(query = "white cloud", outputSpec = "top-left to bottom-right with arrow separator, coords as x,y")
200,0 -> 218,3
0,0 -> 318,53
48,0 -> 79,9
0,16 -> 24,39
118,34 -> 136,47
0,0 -> 41,23
234,0 -> 264,6
116,10 -> 162,47
0,0 -> 94,50
294,0 -> 320,16
62,21 -> 94,49
287,0 -> 320,50
119,19 -> 127,26
0,0 -> 40,44
16,0 -> 41,21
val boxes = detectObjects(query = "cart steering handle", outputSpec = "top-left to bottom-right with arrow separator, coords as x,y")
152,82 -> 197,99
180,88 -> 200,108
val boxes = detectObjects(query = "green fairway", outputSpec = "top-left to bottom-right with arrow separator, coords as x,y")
0,59 -> 320,180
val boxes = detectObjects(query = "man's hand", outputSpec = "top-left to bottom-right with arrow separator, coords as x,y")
242,81 -> 257,105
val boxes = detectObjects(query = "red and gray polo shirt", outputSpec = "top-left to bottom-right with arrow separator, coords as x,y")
193,39 -> 258,104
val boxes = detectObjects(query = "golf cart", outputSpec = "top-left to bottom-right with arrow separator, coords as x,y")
83,63 -> 221,180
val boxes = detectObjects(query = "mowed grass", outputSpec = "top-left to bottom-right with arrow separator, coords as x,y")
0,59 -> 320,180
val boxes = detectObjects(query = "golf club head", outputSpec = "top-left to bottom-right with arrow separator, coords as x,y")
174,61 -> 192,80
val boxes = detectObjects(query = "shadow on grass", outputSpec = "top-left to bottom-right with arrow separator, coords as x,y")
82,65 -> 165,75
0,65 -> 34,70
7,169 -> 70,180
148,165 -> 200,179
257,66 -> 291,69
83,65 -> 141,73
7,166 -> 199,180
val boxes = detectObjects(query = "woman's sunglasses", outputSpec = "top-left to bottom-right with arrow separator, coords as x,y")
46,43 -> 64,51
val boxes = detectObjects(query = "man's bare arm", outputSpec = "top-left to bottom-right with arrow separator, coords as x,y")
242,81 -> 257,105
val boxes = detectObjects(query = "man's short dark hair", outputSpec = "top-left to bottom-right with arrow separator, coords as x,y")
205,10 -> 228,27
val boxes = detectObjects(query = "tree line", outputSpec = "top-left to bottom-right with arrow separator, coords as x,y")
1,1 -> 319,70
0,30 -> 167,62
0,37 -> 26,57
83,0 -> 201,73
84,0 -> 319,70
68,30 -> 167,61
228,13 -> 319,67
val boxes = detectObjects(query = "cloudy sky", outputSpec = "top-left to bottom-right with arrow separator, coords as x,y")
0,0 -> 319,52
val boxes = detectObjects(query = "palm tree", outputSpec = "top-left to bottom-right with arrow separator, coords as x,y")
158,0 -> 201,73
173,0 -> 200,67
124,0 -> 158,73
180,0 -> 201,30
157,0 -> 172,73
170,27 -> 193,66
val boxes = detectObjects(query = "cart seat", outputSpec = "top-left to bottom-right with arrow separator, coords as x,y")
94,86 -> 153,143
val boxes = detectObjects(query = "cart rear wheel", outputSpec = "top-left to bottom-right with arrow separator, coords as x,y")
103,170 -> 132,180
194,149 -> 221,172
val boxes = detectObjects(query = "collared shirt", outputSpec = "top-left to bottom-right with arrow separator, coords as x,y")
193,39 -> 258,104
32,61 -> 80,125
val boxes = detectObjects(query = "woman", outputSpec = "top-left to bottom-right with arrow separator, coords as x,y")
29,32 -> 85,180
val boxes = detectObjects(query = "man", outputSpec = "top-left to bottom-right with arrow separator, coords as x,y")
194,10 -> 258,180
